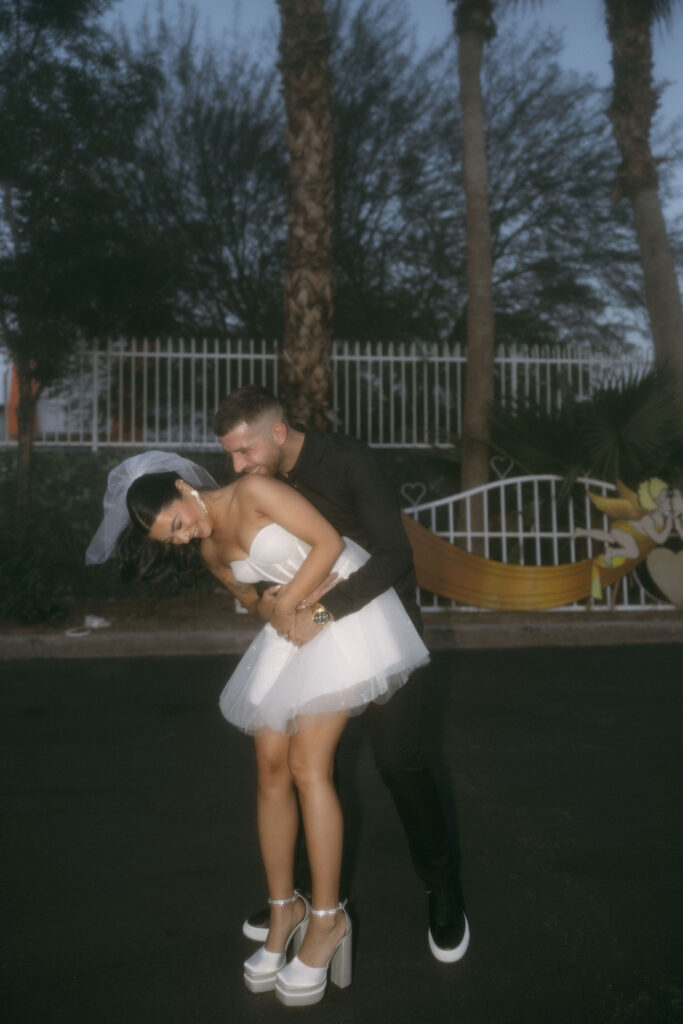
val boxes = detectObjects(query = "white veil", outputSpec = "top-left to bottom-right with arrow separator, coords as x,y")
86,451 -> 219,565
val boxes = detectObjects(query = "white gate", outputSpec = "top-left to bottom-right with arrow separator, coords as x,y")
403,475 -> 674,612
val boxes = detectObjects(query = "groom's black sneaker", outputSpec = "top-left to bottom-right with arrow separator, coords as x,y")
242,906 -> 270,942
427,888 -> 470,963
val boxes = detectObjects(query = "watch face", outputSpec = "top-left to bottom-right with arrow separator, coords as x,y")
313,608 -> 330,625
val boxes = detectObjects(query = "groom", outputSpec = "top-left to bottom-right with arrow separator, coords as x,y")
213,385 -> 469,963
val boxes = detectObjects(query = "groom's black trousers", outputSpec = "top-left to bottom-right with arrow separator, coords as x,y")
366,662 -> 458,892
295,662 -> 458,895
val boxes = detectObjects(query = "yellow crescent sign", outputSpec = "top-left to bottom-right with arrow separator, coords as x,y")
402,514 -> 655,611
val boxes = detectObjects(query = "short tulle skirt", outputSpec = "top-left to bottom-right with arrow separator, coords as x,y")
219,543 -> 429,735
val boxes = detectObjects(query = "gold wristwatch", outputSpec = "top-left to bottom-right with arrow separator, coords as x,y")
311,603 -> 332,626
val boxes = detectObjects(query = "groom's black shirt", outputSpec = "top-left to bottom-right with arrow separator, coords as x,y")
282,429 -> 422,632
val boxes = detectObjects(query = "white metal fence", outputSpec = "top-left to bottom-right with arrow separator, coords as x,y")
1,338 -> 648,448
403,474 -> 673,612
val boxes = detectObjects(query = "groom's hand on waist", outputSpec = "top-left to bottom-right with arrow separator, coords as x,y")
289,574 -> 339,646
291,603 -> 334,646
253,573 -> 338,627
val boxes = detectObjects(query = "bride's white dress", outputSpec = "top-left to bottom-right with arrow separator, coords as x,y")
218,522 -> 429,735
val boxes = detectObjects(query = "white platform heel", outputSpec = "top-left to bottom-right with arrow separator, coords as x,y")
275,901 -> 352,1007
243,892 -> 310,993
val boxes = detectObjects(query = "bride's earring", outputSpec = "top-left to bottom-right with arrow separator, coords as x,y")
190,488 -> 208,515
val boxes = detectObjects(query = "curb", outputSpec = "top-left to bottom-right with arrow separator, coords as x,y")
1,611 -> 681,660
425,612 -> 683,650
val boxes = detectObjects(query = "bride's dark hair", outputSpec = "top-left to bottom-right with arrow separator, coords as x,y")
115,472 -> 208,585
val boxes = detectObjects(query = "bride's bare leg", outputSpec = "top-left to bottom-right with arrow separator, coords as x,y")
288,713 -> 348,968
253,730 -> 305,950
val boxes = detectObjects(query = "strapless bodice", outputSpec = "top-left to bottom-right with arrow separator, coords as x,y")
230,522 -> 312,585
230,522 -> 370,586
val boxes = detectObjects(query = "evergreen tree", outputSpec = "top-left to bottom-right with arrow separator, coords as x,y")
0,0 -> 176,502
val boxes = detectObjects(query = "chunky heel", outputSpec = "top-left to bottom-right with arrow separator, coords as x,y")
329,927 -> 352,989
275,901 -> 352,1007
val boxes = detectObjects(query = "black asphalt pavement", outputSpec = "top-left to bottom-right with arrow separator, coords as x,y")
2,646 -> 682,1024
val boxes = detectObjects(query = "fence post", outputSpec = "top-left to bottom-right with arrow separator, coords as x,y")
91,338 -> 99,451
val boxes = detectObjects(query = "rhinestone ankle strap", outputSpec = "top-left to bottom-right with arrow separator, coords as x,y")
310,899 -> 347,917
267,891 -> 301,907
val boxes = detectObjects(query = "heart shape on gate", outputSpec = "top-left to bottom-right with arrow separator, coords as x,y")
490,455 -> 514,480
645,548 -> 683,606
400,482 -> 427,508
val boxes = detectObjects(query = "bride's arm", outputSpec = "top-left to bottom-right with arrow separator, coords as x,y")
237,476 -> 344,633
204,559 -> 262,619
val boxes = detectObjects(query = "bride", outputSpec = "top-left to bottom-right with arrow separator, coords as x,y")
87,451 -> 429,1007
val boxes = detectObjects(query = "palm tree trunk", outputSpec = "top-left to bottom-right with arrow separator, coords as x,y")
453,0 -> 496,549
604,0 -> 683,395
276,0 -> 335,430
631,187 -> 683,380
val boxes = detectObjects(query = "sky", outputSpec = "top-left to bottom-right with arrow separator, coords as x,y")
107,0 -> 683,213
108,0 -> 683,122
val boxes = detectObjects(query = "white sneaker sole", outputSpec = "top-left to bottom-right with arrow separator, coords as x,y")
428,913 -> 470,963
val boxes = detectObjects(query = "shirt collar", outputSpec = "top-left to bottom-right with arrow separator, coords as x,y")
285,426 -> 325,482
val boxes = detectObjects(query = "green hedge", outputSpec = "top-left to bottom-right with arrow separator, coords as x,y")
0,449 -> 232,623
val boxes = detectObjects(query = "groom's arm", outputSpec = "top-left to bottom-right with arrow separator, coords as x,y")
322,451 -> 414,619
292,447 -> 417,644
208,564 -> 340,627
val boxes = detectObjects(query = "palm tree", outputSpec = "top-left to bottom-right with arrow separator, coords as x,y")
603,0 -> 683,402
276,0 -> 336,430
449,0 -> 497,546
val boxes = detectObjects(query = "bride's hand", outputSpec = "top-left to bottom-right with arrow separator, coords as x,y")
271,589 -> 296,641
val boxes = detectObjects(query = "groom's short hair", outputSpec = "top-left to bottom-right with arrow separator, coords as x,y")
213,386 -> 285,436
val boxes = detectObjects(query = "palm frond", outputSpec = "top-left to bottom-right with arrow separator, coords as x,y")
491,367 -> 683,489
